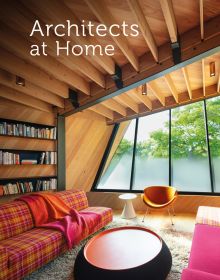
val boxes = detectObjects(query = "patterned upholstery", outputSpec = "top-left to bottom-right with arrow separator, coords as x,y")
0,190 -> 113,280
55,189 -> 89,210
1,228 -> 67,280
0,245 -> 8,271
0,201 -> 33,241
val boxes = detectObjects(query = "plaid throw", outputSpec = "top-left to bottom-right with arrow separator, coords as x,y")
196,206 -> 220,226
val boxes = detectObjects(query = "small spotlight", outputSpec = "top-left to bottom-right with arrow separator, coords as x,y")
142,84 -> 147,95
210,62 -> 216,77
16,76 -> 25,86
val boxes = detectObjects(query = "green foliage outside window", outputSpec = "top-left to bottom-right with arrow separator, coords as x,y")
114,97 -> 220,159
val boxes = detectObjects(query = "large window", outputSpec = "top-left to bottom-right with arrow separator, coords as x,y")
171,102 -> 211,192
97,120 -> 136,190
206,96 -> 220,192
133,111 -> 169,189
95,96 -> 220,193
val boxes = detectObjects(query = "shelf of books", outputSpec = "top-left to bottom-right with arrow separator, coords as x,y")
0,177 -> 57,197
0,119 -> 56,139
0,118 -> 58,198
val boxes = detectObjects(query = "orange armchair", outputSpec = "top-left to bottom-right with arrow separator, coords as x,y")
141,186 -> 178,225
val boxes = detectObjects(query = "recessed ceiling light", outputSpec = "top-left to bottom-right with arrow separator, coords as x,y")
210,62 -> 215,77
142,84 -> 147,95
16,76 -> 25,86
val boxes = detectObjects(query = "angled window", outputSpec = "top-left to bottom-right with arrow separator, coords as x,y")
97,120 -> 136,190
133,111 -> 169,190
171,102 -> 211,192
206,96 -> 220,192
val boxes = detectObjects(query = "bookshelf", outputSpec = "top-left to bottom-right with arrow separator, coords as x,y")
0,118 -> 58,197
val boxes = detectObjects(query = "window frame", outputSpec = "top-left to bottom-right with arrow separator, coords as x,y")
92,97 -> 220,195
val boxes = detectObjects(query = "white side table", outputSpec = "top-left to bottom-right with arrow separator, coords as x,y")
119,193 -> 137,219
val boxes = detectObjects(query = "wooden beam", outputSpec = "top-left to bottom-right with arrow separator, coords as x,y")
107,84 -> 218,124
102,99 -> 127,116
114,95 -> 139,113
21,0 -> 114,76
159,0 -> 178,43
0,25 -> 90,96
63,15 -> 220,116
148,81 -> 166,106
202,59 -> 206,96
127,0 -> 158,62
84,0 -> 139,71
164,74 -> 179,103
0,47 -> 69,98
0,2 -> 101,90
0,69 -> 64,108
128,89 -> 153,110
182,67 -> 192,99
89,104 -> 114,120
0,85 -> 53,113
200,0 -> 204,40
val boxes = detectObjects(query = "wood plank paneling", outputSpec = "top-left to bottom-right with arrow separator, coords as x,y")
86,192 -> 220,214
0,136 -> 56,151
0,165 -> 56,179
0,97 -> 56,126
65,110 -> 113,191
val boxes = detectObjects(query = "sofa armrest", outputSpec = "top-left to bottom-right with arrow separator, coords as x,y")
181,268 -> 220,280
0,245 -> 8,271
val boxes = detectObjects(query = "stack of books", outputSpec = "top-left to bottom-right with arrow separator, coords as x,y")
40,152 -> 57,164
0,151 -> 20,164
35,178 -> 57,191
21,160 -> 38,165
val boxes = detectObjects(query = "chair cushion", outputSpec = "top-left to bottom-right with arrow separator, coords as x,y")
189,224 -> 220,275
55,190 -> 89,211
0,201 -> 33,241
0,228 -> 66,280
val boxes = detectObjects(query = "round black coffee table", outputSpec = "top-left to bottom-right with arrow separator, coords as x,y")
74,226 -> 172,280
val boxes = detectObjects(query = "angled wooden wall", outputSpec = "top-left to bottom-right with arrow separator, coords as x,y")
65,111 -> 114,191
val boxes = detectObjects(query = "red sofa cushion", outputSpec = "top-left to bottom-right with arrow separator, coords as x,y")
189,224 -> 220,275
182,268 -> 220,280
0,227 -> 66,280
80,206 -> 113,234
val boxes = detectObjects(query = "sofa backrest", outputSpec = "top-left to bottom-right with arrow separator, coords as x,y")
0,201 -> 34,241
55,190 -> 89,211
0,190 -> 88,241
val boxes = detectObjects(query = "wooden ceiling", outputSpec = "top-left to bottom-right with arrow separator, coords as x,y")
88,52 -> 220,123
0,0 -> 219,123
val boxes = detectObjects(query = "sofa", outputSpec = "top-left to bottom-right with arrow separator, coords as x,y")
181,206 -> 220,280
0,190 -> 113,280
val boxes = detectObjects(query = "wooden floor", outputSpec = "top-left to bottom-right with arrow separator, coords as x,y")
113,210 -> 196,234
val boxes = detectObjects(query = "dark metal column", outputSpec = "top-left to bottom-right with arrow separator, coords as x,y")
203,100 -> 215,193
57,115 -> 66,191
130,118 -> 139,190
